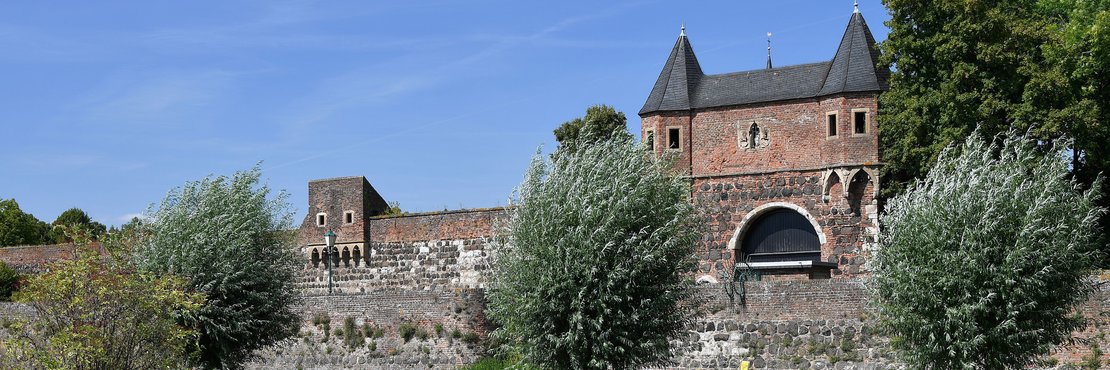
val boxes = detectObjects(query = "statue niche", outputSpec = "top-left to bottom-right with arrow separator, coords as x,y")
738,121 -> 770,150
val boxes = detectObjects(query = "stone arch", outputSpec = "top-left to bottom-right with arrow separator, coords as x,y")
847,170 -> 874,216
341,246 -> 351,268
310,248 -> 321,268
823,170 -> 844,201
729,202 -> 827,251
329,246 -> 340,267
352,246 -> 362,267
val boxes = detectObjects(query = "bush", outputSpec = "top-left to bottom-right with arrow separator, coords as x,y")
873,132 -> 1105,369
0,260 -> 18,301
398,321 -> 418,343
488,134 -> 701,368
434,323 -> 444,337
0,247 -> 203,369
462,331 -> 480,345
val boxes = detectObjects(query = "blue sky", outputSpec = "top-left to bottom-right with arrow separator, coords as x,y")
0,0 -> 890,227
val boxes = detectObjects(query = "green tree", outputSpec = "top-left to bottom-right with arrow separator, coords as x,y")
872,132 -> 1104,369
0,260 -> 18,301
552,104 -> 632,151
48,207 -> 107,243
0,246 -> 203,370
134,166 -> 301,369
878,0 -> 1110,255
0,199 -> 50,247
489,137 -> 701,369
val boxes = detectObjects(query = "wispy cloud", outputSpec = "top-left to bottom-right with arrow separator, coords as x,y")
66,69 -> 244,126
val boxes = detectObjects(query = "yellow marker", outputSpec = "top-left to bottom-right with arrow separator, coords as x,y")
740,360 -> 750,370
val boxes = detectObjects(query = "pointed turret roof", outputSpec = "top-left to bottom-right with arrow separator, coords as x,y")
818,11 -> 888,95
639,11 -> 888,116
638,29 -> 704,115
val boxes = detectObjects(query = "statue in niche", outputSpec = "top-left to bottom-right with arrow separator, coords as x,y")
738,121 -> 769,150
749,123 -> 761,149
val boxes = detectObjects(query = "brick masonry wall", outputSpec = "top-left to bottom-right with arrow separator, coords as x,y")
642,94 -> 881,281
252,209 -> 508,369
675,279 -> 1110,370
693,170 -> 877,280
296,208 -> 506,295
0,244 -> 83,273
246,289 -> 492,369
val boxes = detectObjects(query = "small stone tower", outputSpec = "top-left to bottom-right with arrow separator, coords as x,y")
297,176 -> 388,267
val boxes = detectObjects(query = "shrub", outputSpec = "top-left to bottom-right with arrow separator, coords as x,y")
0,260 -> 19,301
399,321 -> 418,343
434,323 -> 444,337
873,132 -> 1105,369
462,331 -> 480,345
0,247 -> 203,369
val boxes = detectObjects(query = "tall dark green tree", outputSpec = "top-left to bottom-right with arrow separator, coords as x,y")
552,104 -> 632,151
879,0 -> 1110,261
0,199 -> 50,247
49,208 -> 107,243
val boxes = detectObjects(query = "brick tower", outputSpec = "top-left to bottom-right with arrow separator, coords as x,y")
640,8 -> 888,280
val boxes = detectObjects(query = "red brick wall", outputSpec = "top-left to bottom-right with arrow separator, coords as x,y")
0,244 -> 83,273
368,208 -> 504,244
644,93 -> 881,279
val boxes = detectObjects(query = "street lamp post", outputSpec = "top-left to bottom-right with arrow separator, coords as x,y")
324,230 -> 337,294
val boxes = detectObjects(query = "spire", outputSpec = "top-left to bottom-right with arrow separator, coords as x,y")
819,9 -> 888,95
639,27 -> 704,115
766,32 -> 773,69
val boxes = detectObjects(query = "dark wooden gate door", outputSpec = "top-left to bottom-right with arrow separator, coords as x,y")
740,209 -> 821,263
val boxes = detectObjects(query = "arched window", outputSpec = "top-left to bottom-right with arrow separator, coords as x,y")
740,209 -> 821,263
341,247 -> 351,268
310,248 -> 321,268
352,246 -> 362,267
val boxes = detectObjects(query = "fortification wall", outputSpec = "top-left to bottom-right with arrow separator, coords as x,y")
253,208 -> 506,369
0,244 -> 82,273
296,208 -> 505,295
692,170 -> 877,280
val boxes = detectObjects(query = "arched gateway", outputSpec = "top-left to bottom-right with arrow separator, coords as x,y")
729,202 -> 836,278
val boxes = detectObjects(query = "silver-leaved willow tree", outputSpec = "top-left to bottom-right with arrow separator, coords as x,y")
134,166 -> 301,370
872,131 -> 1105,369
488,133 -> 703,369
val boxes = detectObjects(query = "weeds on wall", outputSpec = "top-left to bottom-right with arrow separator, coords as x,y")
719,255 -> 761,306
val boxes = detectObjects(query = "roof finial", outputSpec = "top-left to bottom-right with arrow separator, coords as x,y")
853,0 -> 860,13
680,22 -> 686,37
766,32 -> 773,69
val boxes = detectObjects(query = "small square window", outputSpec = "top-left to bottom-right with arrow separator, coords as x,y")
668,128 -> 680,149
854,111 -> 867,134
344,211 -> 354,224
826,113 -> 838,137
645,130 -> 654,149
316,213 -> 327,227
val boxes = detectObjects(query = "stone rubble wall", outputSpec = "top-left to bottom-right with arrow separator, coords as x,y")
246,289 -> 492,370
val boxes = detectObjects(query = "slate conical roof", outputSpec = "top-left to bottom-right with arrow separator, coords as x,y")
638,33 -> 703,115
818,11 -> 888,95
640,12 -> 888,116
